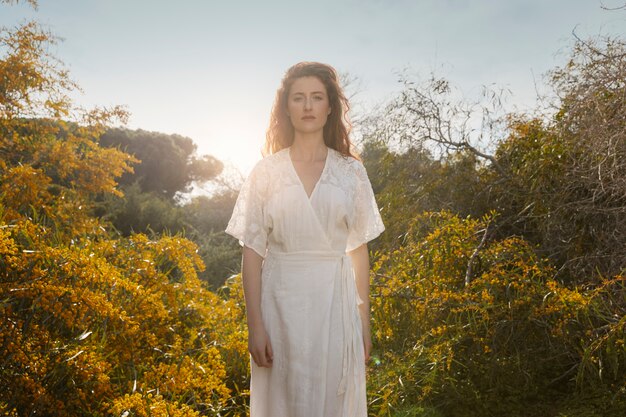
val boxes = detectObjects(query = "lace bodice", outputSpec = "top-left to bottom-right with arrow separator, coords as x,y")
225,146 -> 385,257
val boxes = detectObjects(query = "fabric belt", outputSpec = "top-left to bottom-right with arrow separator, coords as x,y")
265,250 -> 363,400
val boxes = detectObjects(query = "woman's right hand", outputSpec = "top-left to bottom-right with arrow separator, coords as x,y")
248,323 -> 273,368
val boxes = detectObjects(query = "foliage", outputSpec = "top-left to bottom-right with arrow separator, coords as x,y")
359,37 -> 626,413
94,129 -> 239,288
0,19 -> 74,118
99,128 -> 223,199
360,140 -> 490,255
0,217 -> 249,416
0,4 -> 248,415
363,36 -> 626,285
488,37 -> 626,282
95,183 -> 243,289
367,211 -> 626,417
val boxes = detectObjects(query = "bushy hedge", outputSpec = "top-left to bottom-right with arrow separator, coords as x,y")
367,211 -> 625,416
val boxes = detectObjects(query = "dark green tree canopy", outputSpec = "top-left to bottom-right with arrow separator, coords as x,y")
99,127 -> 223,198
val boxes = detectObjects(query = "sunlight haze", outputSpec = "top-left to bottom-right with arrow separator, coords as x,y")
1,0 -> 624,178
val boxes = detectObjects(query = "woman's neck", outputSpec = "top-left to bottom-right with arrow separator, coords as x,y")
290,134 -> 327,161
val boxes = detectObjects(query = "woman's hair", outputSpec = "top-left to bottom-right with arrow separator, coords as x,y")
263,62 -> 360,160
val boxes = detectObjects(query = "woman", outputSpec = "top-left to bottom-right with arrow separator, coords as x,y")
225,61 -> 385,417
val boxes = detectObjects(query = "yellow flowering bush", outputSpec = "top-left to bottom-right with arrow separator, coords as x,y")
108,393 -> 200,417
0,9 -> 248,415
368,211 -> 626,417
0,212 -> 246,415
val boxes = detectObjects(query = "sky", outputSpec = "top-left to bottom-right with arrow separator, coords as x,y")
1,0 -> 625,179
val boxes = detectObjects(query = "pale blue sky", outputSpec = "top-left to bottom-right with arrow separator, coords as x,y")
2,0 -> 624,176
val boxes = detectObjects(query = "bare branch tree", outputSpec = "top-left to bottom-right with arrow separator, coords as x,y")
379,71 -> 512,176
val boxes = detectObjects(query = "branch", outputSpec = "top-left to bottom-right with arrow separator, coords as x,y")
462,140 -> 508,177
465,225 -> 490,286
600,1 -> 626,11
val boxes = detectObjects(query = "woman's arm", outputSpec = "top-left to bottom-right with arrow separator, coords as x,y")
242,245 -> 273,367
348,243 -> 372,363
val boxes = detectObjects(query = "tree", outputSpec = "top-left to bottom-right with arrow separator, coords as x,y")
99,127 -> 223,199
489,36 -> 626,281
364,34 -> 626,283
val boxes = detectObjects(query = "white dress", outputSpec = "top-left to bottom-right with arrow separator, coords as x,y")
225,146 -> 385,417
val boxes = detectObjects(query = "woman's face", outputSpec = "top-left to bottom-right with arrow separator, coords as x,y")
286,76 -> 331,135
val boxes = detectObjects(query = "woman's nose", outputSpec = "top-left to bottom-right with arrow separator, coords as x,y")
304,98 -> 313,110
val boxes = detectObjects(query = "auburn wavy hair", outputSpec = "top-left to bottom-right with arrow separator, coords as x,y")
262,62 -> 360,160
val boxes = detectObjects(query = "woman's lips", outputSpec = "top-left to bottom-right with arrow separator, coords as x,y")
302,116 -> 316,120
